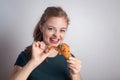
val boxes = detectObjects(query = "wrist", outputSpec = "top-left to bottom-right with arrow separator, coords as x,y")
29,59 -> 41,67
70,73 -> 82,80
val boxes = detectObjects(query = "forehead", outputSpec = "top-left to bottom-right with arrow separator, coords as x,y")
45,17 -> 67,28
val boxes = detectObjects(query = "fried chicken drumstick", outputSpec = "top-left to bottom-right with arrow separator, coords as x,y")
47,43 -> 71,59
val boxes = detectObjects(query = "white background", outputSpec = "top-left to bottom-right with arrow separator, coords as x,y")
0,0 -> 120,80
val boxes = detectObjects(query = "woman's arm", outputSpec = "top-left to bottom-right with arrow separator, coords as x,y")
6,59 -> 40,80
6,41 -> 51,80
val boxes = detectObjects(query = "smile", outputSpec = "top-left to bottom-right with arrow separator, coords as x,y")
50,38 -> 59,44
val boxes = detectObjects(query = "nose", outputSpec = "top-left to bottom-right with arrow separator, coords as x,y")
53,30 -> 60,38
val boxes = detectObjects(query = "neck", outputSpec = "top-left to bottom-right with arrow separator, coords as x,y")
47,49 -> 58,57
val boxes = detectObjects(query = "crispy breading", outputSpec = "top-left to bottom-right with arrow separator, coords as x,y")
48,43 -> 71,59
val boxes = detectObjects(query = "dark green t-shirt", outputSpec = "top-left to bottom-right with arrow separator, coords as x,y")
14,51 -> 71,80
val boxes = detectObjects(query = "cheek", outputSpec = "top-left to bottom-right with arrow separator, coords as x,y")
43,31 -> 52,39
60,33 -> 66,39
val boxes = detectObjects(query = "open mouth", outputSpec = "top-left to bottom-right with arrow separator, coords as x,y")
50,38 -> 60,44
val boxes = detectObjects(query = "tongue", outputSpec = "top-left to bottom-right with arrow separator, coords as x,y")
50,39 -> 58,44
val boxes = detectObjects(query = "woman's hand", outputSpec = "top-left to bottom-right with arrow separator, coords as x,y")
31,41 -> 50,65
67,57 -> 82,75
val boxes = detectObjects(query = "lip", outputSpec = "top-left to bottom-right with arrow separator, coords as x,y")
50,38 -> 59,44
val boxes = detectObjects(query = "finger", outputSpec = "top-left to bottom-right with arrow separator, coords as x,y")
68,64 -> 78,71
32,41 -> 37,47
40,41 -> 46,49
68,63 -> 82,70
67,58 -> 80,65
68,63 -> 81,72
44,47 -> 49,53
36,42 -> 39,47
68,65 -> 80,74
67,58 -> 82,71
36,41 -> 46,50
68,57 -> 81,64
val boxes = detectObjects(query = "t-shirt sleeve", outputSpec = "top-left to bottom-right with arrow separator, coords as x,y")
14,51 -> 28,67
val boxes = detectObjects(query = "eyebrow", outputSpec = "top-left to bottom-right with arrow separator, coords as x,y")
46,25 -> 67,29
61,27 -> 67,29
45,23 -> 67,29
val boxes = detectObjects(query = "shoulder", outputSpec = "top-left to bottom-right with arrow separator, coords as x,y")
14,51 -> 29,67
17,51 -> 28,60
19,51 -> 27,56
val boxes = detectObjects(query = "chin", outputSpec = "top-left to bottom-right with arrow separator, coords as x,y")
50,44 -> 59,47
49,42 -> 61,47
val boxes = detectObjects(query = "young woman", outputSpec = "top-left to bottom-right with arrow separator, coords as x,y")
6,6 -> 82,80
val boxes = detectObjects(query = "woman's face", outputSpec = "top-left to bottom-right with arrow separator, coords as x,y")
40,17 -> 68,47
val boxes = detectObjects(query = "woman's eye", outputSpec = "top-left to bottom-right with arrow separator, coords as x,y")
60,29 -> 66,32
48,27 -> 54,30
